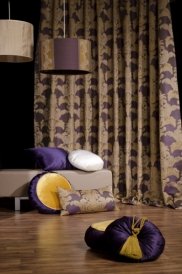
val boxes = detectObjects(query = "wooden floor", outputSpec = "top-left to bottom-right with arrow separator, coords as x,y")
0,202 -> 181,274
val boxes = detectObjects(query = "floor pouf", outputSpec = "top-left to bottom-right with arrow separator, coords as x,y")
84,220 -> 114,250
84,216 -> 165,262
104,216 -> 165,262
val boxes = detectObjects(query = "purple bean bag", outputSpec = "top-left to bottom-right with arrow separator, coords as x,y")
85,220 -> 114,250
104,216 -> 165,262
84,216 -> 165,262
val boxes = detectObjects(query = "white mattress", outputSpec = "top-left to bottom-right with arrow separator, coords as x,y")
0,169 -> 112,197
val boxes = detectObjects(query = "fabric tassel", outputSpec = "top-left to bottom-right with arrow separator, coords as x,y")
120,217 -> 147,259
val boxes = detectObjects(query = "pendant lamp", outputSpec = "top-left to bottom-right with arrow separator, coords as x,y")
39,0 -> 91,75
0,1 -> 34,63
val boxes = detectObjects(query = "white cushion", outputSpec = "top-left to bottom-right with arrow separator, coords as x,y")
68,149 -> 104,171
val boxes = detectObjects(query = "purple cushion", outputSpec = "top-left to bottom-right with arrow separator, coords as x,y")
84,216 -> 165,263
28,171 -> 72,214
84,220 -> 114,251
85,226 -> 106,250
104,216 -> 165,262
25,147 -> 73,171
28,172 -> 59,214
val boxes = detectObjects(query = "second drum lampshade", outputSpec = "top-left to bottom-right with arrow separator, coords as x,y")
39,37 -> 91,75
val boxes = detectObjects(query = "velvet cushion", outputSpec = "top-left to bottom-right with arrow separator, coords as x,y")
25,147 -> 73,171
57,185 -> 116,215
85,220 -> 114,250
84,216 -> 165,262
104,216 -> 165,262
68,149 -> 104,171
28,172 -> 72,214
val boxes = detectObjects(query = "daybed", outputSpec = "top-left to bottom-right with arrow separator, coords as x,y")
0,169 -> 112,210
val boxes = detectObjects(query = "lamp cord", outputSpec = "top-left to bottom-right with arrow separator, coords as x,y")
8,1 -> 11,20
63,0 -> 65,38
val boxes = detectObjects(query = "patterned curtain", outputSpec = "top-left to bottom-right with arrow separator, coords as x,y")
34,0 -> 182,209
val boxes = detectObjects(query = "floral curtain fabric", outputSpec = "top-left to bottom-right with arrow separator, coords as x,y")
34,0 -> 182,209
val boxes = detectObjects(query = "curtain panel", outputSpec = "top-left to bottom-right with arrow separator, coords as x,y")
34,0 -> 182,209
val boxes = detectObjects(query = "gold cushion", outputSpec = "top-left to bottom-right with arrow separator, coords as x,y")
36,172 -> 72,210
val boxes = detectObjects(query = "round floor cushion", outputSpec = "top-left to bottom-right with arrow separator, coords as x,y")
84,216 -> 165,262
85,220 -> 114,250
28,172 -> 72,214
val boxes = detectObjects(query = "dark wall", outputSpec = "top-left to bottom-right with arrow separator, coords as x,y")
0,0 -> 41,168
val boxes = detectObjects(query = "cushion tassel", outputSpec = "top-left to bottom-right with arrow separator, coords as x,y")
120,217 -> 147,259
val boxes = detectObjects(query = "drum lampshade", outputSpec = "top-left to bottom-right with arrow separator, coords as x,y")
0,19 -> 34,62
39,37 -> 91,75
